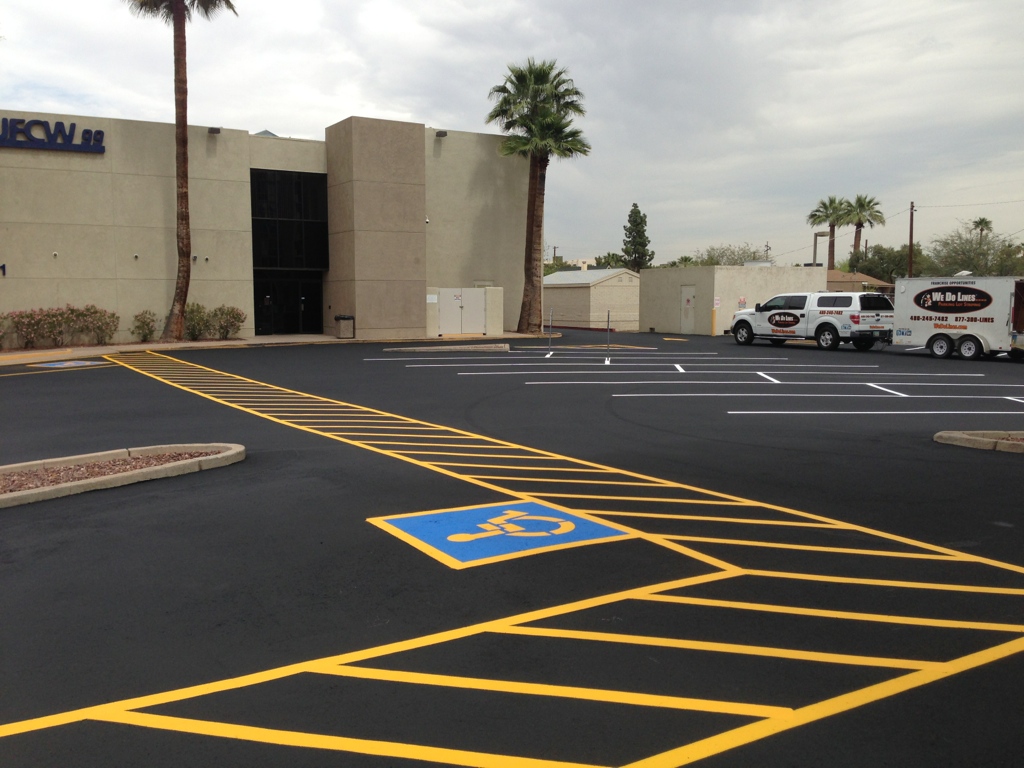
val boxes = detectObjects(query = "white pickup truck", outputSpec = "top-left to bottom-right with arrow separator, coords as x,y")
731,291 -> 894,350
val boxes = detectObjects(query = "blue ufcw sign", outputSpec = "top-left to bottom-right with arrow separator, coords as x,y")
1,117 -> 105,154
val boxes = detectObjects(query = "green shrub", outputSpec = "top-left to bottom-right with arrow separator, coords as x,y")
209,305 -> 247,340
131,310 -> 159,343
0,313 -> 7,348
183,303 -> 211,341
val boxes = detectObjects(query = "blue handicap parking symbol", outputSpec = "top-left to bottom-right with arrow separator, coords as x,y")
371,501 -> 629,568
29,360 -> 104,368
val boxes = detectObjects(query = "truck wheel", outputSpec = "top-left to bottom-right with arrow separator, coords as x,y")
769,339 -> 786,346
733,322 -> 754,345
957,336 -> 983,360
929,335 -> 953,359
852,339 -> 875,351
815,325 -> 840,350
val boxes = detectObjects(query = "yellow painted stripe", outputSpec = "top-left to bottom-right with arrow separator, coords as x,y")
642,594 -> 1024,632
594,511 -> 841,528
314,664 -> 789,718
621,636 -> 1024,768
94,710 -> 609,768
466,476 -> 665,487
745,569 -> 1024,595
499,625 -> 937,670
530,494 -> 756,505
0,364 -> 115,378
661,535 -> 955,560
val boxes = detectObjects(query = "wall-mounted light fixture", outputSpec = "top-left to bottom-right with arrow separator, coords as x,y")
191,254 -> 198,262
53,252 -> 58,258
1,264 -> 6,277
134,254 -> 139,260
435,130 -> 447,138
208,127 -> 221,135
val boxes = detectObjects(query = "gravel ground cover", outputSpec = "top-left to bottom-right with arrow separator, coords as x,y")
0,452 -> 217,495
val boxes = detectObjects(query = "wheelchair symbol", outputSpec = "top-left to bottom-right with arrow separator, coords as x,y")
447,509 -> 575,543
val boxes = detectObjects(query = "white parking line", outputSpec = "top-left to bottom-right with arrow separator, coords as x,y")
729,410 -> 1024,415
867,383 -> 908,397
758,372 -> 780,383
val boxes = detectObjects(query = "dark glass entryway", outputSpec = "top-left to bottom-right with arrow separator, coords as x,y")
254,270 -> 323,335
250,168 -> 329,335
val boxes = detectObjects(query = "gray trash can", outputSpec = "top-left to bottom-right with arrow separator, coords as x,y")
334,314 -> 355,339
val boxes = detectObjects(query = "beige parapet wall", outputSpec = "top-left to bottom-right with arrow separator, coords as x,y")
640,266 -> 828,336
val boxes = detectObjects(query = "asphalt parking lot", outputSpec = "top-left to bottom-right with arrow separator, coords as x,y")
1,330 -> 1022,767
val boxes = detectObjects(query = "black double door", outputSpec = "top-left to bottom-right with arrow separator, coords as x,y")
254,271 -> 323,335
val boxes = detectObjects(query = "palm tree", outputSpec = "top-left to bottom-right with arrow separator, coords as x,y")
972,217 -> 993,246
487,59 -> 590,333
806,196 -> 850,270
125,0 -> 237,340
845,194 -> 886,257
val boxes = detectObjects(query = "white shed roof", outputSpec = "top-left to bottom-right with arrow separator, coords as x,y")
543,268 -> 639,287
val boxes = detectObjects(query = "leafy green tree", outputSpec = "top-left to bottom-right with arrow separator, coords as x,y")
543,256 -> 581,276
849,243 -> 926,283
928,223 -> 1021,276
487,59 -> 591,333
594,252 -> 625,269
125,0 -> 237,341
695,243 -> 767,266
620,203 -> 654,271
806,196 -> 850,270
844,194 -> 885,256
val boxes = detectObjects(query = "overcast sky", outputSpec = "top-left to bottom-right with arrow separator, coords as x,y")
3,0 -> 1022,265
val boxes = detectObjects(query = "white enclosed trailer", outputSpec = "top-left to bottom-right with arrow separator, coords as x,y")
893,276 -> 1024,359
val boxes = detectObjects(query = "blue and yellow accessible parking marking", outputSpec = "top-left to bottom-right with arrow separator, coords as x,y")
370,500 -> 630,568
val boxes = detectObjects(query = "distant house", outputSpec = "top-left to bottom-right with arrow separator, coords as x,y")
827,270 -> 894,294
542,268 -> 640,331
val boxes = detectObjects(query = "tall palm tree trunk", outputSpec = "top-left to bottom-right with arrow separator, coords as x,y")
162,0 -> 192,341
520,154 -> 549,334
827,224 -> 836,270
852,224 -> 864,257
517,155 -> 539,333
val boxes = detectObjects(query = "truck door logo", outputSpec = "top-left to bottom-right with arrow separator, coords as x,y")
913,288 -> 992,314
768,312 -> 800,328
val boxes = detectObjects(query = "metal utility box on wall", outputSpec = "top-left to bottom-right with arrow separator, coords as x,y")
426,287 -> 504,336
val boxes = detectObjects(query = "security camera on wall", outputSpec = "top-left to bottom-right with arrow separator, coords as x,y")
425,218 -> 429,224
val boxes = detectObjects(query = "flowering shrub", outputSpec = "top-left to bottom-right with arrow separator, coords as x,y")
131,310 -> 159,343
4,305 -> 120,348
80,305 -> 120,345
183,303 -> 211,341
209,305 -> 247,340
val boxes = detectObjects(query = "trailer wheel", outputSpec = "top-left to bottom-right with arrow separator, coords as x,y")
957,336 -> 983,360
852,339 -> 875,351
815,325 -> 840,350
929,335 -> 953,359
733,322 -> 754,345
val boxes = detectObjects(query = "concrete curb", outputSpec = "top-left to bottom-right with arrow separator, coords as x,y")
933,431 -> 1024,454
384,343 -> 511,353
0,443 -> 245,509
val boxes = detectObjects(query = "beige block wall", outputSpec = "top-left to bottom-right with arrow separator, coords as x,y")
640,266 -> 828,335
0,112 -> 257,344
591,282 -> 640,331
543,286 -> 592,327
324,117 -> 427,339
424,129 -> 529,332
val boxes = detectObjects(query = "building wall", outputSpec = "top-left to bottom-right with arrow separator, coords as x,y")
0,111 -> 257,342
640,266 -> 827,335
544,286 -> 592,327
591,279 -> 640,331
2,112 -> 527,345
424,129 -> 529,332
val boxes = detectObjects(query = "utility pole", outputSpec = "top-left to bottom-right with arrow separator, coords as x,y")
908,202 -> 915,278
552,246 -> 558,261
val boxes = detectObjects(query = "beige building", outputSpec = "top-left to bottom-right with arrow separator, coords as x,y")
542,268 -> 640,331
640,265 -> 827,335
826,269 -> 893,295
0,111 -> 528,344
